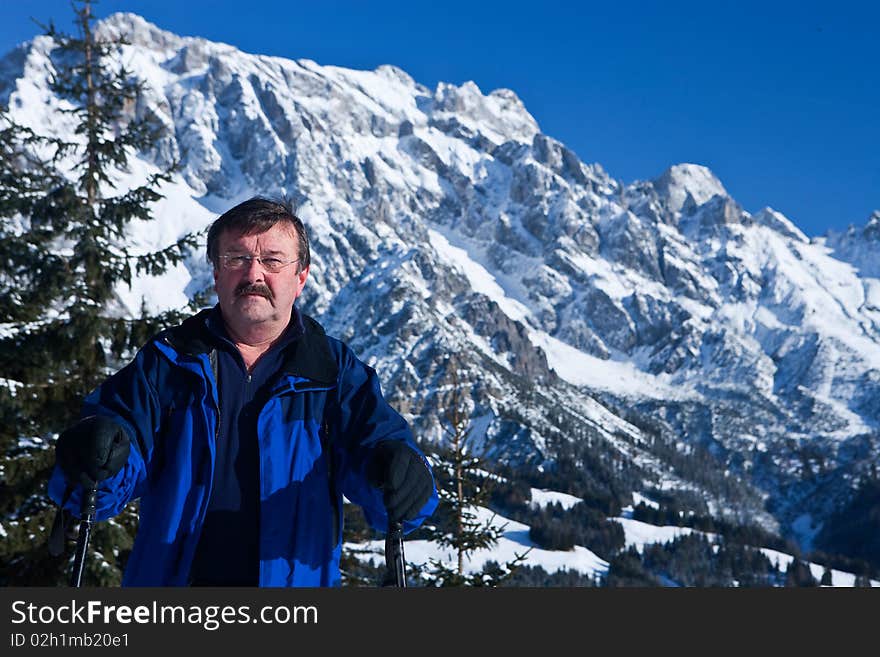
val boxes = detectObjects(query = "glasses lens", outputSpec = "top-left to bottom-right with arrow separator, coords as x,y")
225,255 -> 250,269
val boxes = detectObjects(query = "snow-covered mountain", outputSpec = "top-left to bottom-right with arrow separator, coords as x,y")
3,13 -> 878,552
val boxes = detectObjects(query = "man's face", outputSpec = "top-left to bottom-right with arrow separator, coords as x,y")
213,223 -> 309,331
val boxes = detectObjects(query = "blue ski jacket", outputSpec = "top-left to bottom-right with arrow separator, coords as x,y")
49,309 -> 438,586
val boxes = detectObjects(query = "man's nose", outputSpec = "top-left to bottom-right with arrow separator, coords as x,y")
241,257 -> 266,280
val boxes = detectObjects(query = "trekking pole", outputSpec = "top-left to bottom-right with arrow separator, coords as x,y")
70,486 -> 98,587
382,520 -> 407,587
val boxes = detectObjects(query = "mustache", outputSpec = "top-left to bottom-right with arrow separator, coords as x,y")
235,283 -> 273,300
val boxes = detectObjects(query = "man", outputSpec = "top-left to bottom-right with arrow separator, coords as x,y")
49,197 -> 437,586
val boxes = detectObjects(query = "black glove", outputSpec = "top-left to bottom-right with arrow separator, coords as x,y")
367,441 -> 433,523
55,415 -> 130,489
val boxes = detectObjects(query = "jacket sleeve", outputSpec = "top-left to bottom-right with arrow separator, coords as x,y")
329,341 -> 438,534
47,344 -> 164,521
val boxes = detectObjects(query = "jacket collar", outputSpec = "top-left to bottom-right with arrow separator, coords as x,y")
162,307 -> 339,385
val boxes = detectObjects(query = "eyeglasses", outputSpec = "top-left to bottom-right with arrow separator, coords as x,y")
219,254 -> 301,273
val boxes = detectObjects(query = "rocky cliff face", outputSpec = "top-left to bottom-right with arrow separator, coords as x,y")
4,12 -> 879,544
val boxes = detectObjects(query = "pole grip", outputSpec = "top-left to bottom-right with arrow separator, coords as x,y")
70,487 -> 97,588
383,520 -> 407,587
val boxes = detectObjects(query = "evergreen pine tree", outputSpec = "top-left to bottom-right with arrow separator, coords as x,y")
784,558 -> 818,587
416,362 -> 529,586
0,0 -> 198,585
853,573 -> 873,587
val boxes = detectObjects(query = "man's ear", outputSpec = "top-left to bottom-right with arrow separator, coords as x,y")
295,265 -> 309,296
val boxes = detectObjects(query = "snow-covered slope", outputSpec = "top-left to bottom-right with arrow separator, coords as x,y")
348,490 -> 878,587
3,12 -> 878,548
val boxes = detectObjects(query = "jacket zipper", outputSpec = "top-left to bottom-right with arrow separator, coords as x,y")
321,417 -> 340,547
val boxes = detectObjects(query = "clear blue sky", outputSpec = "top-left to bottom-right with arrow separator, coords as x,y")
1,0 -> 877,237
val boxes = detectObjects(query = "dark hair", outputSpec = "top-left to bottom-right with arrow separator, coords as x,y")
206,196 -> 310,270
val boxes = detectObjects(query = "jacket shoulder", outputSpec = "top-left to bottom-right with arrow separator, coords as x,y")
299,314 -> 361,370
155,309 -> 214,356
